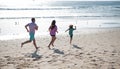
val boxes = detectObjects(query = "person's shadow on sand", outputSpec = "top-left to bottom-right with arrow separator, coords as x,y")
73,44 -> 82,49
32,50 -> 42,61
24,50 -> 42,61
52,48 -> 64,55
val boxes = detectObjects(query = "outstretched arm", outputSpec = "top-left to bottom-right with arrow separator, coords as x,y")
65,29 -> 69,32
74,26 -> 76,30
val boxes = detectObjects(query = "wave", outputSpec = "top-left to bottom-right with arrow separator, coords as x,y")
0,15 -> 120,19
0,7 -> 72,10
103,23 -> 120,24
115,7 -> 120,8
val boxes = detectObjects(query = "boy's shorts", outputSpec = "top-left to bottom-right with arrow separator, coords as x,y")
29,32 -> 35,41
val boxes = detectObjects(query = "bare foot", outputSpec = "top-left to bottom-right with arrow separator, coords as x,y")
21,43 -> 23,48
48,46 -> 51,49
36,47 -> 40,50
52,44 -> 54,47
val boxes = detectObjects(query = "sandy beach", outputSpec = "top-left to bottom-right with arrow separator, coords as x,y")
0,28 -> 120,69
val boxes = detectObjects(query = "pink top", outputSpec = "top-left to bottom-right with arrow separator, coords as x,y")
50,25 -> 57,36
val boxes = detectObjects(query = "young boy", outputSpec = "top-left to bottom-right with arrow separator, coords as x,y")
65,25 -> 76,44
21,18 -> 39,50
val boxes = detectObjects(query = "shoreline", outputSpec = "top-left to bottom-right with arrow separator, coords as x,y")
0,27 -> 120,41
0,18 -> 120,41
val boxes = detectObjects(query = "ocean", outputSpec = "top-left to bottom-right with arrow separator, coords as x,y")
0,1 -> 120,40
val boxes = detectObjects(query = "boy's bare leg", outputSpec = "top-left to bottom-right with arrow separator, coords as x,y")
70,39 -> 72,44
33,39 -> 39,50
70,37 -> 72,44
21,40 -> 31,47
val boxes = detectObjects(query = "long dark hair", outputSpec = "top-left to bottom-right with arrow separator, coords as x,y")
50,20 -> 56,30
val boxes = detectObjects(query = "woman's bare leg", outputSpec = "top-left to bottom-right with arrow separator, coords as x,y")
52,36 -> 56,46
48,36 -> 54,49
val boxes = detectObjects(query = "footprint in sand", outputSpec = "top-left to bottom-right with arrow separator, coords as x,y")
91,59 -> 96,62
4,56 -> 10,58
47,59 -> 57,63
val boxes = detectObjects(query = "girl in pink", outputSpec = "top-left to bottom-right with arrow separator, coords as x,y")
48,20 -> 58,49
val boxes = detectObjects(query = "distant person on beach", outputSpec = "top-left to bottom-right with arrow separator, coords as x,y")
21,18 -> 39,50
65,25 -> 76,44
48,20 -> 58,49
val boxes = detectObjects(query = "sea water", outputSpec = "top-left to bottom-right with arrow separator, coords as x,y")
0,1 -> 120,40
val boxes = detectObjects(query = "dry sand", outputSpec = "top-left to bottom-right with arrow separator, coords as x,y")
0,28 -> 120,69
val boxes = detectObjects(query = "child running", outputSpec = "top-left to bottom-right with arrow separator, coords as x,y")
21,18 -> 39,50
48,20 -> 58,49
65,25 -> 76,44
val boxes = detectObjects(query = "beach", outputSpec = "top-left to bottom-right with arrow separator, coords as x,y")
0,28 -> 120,69
0,1 -> 120,69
